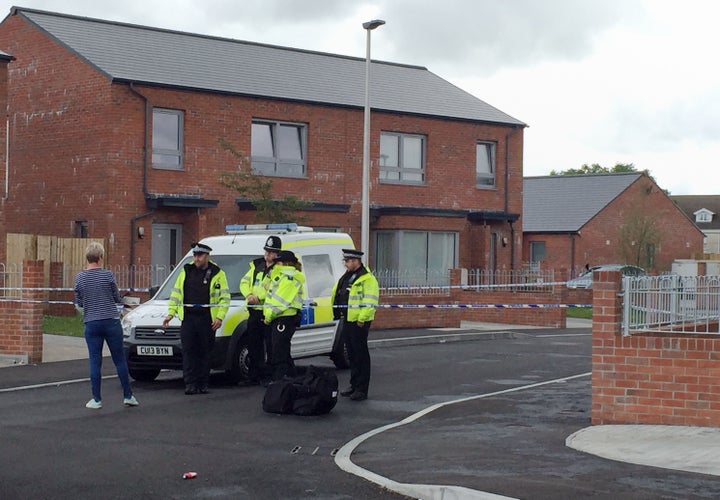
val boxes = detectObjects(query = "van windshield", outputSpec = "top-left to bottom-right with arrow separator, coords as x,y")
153,255 -> 260,300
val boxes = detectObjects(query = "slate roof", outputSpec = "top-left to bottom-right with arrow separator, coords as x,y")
522,173 -> 642,232
671,195 -> 720,231
10,7 -> 525,126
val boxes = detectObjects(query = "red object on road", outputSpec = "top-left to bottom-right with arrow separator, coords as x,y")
182,472 -> 198,480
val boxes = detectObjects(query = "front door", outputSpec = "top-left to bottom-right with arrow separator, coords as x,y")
151,223 -> 183,287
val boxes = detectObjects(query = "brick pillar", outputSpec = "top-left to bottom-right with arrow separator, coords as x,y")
19,260 -> 45,363
590,270 -> 623,425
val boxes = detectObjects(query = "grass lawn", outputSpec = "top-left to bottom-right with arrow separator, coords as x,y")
566,307 -> 592,320
43,315 -> 85,337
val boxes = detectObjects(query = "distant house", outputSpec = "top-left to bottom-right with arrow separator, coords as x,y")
0,7 -> 525,285
522,172 -> 704,274
671,195 -> 720,256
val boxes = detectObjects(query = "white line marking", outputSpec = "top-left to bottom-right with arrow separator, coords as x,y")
334,372 -> 592,500
0,375 -> 117,393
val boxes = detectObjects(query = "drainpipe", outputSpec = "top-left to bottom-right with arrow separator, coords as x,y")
505,125 -> 522,270
4,113 -> 8,199
128,83 -> 153,289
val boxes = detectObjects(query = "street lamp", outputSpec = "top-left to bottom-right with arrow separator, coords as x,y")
361,19 -> 385,259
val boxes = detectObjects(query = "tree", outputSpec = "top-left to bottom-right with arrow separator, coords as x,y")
217,138 -> 309,223
617,213 -> 661,269
550,162 -> 638,176
549,163 -> 668,194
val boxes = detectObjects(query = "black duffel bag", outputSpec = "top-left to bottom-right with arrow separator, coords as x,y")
292,366 -> 338,416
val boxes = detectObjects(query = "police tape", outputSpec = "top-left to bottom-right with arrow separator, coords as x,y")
0,298 -> 592,309
0,281 -> 574,294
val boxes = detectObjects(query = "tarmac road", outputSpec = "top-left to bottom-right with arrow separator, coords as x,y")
3,323 -> 720,499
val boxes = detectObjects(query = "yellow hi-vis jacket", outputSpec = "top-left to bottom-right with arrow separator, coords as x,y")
263,264 -> 306,323
167,262 -> 231,322
331,266 -> 380,322
239,258 -> 272,311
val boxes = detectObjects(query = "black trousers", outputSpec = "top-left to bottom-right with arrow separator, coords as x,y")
246,310 -> 268,380
343,319 -> 371,394
269,315 -> 297,381
180,312 -> 215,388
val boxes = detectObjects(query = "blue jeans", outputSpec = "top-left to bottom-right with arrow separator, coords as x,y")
84,318 -> 133,401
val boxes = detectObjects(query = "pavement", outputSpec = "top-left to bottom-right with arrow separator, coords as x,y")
3,318 -> 720,499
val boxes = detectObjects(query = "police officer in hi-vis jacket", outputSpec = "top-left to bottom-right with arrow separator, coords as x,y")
331,249 -> 379,401
263,250 -> 306,381
239,235 -> 282,384
163,243 -> 230,395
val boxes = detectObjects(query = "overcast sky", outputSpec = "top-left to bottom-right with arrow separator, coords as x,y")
3,0 -> 718,195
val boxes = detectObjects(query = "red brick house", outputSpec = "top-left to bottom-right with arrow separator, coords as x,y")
0,7 -> 525,286
522,172 -> 704,274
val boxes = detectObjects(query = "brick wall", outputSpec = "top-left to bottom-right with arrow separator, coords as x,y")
0,260 -> 45,362
374,268 -> 567,329
591,270 -> 720,427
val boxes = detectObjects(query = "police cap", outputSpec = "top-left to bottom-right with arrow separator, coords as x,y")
191,242 -> 212,254
264,235 -> 282,252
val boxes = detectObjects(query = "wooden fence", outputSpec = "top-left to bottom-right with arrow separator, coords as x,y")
5,233 -> 106,287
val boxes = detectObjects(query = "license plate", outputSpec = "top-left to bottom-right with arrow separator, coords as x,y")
138,345 -> 173,356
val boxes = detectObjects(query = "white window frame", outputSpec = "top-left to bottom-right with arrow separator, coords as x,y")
251,120 -> 307,178
694,209 -> 714,223
379,132 -> 426,184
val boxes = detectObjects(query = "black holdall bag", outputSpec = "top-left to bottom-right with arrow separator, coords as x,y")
291,366 -> 339,416
262,380 -> 298,414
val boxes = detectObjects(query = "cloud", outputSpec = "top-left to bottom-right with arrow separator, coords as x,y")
377,0 -> 645,75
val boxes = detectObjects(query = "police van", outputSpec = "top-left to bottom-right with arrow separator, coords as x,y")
122,224 -> 353,383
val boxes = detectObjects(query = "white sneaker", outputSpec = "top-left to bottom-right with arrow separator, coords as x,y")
123,395 -> 139,407
86,398 -> 102,409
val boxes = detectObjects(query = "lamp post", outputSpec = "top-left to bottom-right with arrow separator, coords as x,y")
361,19 -> 385,259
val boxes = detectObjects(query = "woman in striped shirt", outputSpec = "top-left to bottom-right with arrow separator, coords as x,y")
74,242 -> 138,409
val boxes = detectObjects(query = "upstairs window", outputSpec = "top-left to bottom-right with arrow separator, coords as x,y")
152,108 -> 184,169
476,141 -> 496,188
694,209 -> 714,223
379,132 -> 425,184
251,120 -> 307,177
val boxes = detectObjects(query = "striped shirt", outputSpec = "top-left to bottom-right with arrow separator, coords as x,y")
74,268 -> 122,323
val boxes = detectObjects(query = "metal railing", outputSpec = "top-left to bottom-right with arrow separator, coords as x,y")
375,269 -> 451,296
623,275 -> 720,335
0,263 -> 22,298
466,268 -> 555,292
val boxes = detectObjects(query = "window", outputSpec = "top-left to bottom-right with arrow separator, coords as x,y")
374,230 -> 456,286
529,241 -> 546,270
74,220 -> 88,238
251,120 -> 307,177
152,108 -> 183,169
379,132 -> 425,184
694,209 -> 714,223
302,254 -> 335,297
476,141 -> 496,188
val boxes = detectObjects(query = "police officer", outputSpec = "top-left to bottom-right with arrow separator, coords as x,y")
331,249 -> 379,401
163,243 -> 230,395
263,250 -> 305,381
239,235 -> 281,384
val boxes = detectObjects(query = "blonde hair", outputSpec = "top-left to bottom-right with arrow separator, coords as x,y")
85,241 -> 105,263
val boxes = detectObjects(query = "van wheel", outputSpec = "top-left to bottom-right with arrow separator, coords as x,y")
330,333 -> 350,369
226,340 -> 250,384
129,367 -> 160,382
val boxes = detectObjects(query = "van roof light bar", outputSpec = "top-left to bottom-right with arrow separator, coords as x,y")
225,223 -> 303,234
